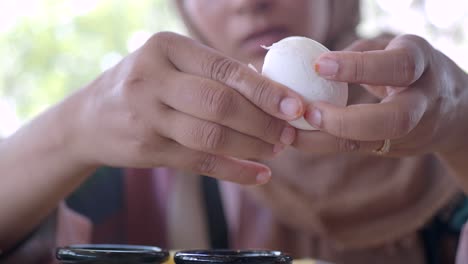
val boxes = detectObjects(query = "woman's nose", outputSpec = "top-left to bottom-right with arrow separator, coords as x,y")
230,0 -> 274,15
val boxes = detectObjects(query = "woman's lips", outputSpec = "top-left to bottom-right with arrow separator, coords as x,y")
241,28 -> 289,55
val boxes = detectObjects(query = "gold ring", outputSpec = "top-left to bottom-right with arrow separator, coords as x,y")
373,139 -> 391,155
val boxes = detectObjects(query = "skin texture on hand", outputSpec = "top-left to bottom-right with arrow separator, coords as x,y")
0,32 -> 308,250
75,32 -> 306,185
295,34 -> 468,189
294,34 -> 468,155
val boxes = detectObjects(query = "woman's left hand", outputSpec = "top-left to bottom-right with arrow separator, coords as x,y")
294,34 -> 468,157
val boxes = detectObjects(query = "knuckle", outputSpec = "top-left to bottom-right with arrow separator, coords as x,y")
121,73 -> 146,96
399,34 -> 427,47
147,31 -> 176,48
198,123 -> 227,151
130,121 -> 155,157
335,113 -> 348,138
392,34 -> 431,85
398,48 -> 417,86
252,79 -> 279,107
206,56 -> 241,83
146,31 -> 179,58
353,53 -> 365,83
119,74 -> 155,108
195,153 -> 219,175
389,111 -> 413,138
201,84 -> 237,120
120,59 -> 152,96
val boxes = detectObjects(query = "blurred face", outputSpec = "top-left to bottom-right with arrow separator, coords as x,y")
184,0 -> 330,68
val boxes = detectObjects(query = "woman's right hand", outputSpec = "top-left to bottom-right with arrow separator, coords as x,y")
71,32 -> 304,185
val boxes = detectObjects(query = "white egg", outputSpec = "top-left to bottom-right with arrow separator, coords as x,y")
262,36 -> 348,130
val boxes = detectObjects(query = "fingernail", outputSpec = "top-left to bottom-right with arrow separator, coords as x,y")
315,58 -> 339,77
273,143 -> 286,154
256,170 -> 271,184
305,107 -> 322,128
280,126 -> 296,145
280,97 -> 301,118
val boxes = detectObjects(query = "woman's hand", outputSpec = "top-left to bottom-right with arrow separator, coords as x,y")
72,32 -> 304,185
294,34 -> 468,159
2,31 -> 305,249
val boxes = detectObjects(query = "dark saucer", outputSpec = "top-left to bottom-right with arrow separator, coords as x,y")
56,244 -> 169,263
174,250 -> 293,264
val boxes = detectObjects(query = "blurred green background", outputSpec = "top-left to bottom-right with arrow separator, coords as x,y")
0,0 -> 467,137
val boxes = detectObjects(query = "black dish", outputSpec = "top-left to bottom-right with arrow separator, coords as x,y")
174,250 -> 293,264
56,244 -> 169,263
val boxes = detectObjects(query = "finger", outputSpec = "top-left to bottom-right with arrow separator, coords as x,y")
343,36 -> 395,99
343,34 -> 394,52
304,89 -> 428,141
161,73 -> 296,146
158,109 -> 280,160
164,141 -> 272,185
293,131 -> 383,153
152,32 -> 305,120
315,34 -> 430,86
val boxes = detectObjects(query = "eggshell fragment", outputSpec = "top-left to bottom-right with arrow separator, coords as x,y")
262,36 -> 348,130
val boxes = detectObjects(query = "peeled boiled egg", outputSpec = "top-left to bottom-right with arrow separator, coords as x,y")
262,36 -> 348,130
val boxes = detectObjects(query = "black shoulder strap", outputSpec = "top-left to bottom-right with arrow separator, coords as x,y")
201,176 -> 229,249
66,167 -> 124,224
